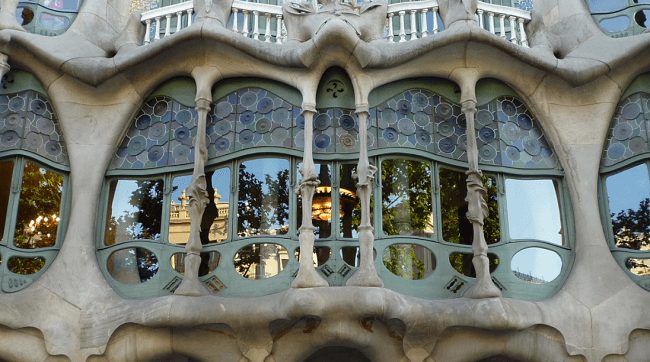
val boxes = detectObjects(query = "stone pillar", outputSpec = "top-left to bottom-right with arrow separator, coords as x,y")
346,106 -> 383,287
292,104 -> 328,288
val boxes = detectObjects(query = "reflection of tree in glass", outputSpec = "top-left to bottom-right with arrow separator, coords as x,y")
381,159 -> 432,237
612,198 -> 650,251
383,244 -> 426,280
8,256 -> 46,275
234,244 -> 262,278
105,180 -> 165,245
238,164 -> 289,236
14,163 -> 63,250
135,248 -> 159,282
449,252 -> 499,278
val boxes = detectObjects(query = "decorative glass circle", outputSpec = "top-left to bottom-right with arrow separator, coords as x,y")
501,100 -> 517,116
135,114 -> 151,130
381,108 -> 397,123
175,127 -> 190,142
436,103 -> 452,117
215,137 -> 230,151
215,101 -> 233,118
629,136 -> 646,153
502,122 -> 521,140
215,120 -> 231,134
271,127 -> 289,143
172,144 -> 191,159
613,122 -> 633,141
479,127 -> 496,143
314,114 -> 331,131
383,127 -> 398,142
397,100 -> 412,115
457,135 -> 467,151
148,145 -> 164,162
176,109 -> 193,124
45,140 -> 61,156
314,134 -> 331,148
31,99 -> 47,115
1,130 -> 20,146
127,135 -> 147,155
273,108 -> 289,124
295,115 -> 305,129
456,114 -> 467,129
607,143 -> 625,159
412,93 -> 429,108
36,118 -> 55,135
398,119 -> 416,135
414,112 -> 429,127
240,91 -> 257,107
506,146 -> 520,161
517,114 -> 533,130
479,144 -> 497,160
9,96 -> 25,111
416,129 -> 431,145
339,115 -> 355,130
339,133 -> 356,149
6,113 -> 21,127
523,136 -> 541,156
153,100 -> 168,116
438,121 -> 455,137
239,129 -> 254,144
476,110 -> 493,126
240,111 -> 255,125
622,103 -> 642,120
257,97 -> 274,114
24,132 -> 42,149
255,118 -> 272,133
439,137 -> 455,153
149,123 -> 166,140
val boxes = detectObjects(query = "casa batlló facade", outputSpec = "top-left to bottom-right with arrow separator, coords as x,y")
1,0 -> 650,360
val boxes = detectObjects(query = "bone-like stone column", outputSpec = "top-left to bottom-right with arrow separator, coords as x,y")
291,104 -> 328,288
461,100 -> 501,299
174,93 -> 212,296
346,106 -> 383,287
0,54 -> 10,79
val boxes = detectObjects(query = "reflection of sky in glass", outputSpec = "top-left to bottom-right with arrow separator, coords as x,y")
506,179 -> 562,244
587,0 -> 625,13
171,168 -> 231,204
110,179 -> 162,240
606,163 -> 650,216
599,15 -> 631,32
511,248 -> 562,283
240,158 -> 290,234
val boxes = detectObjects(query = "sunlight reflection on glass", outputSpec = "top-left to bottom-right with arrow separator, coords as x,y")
506,179 -> 563,245
511,248 -> 561,284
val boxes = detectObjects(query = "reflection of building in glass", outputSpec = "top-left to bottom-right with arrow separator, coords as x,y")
168,189 -> 230,245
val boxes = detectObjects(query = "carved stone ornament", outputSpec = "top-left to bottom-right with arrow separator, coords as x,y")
438,0 -> 478,29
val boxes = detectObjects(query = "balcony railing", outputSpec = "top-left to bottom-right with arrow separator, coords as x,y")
140,0 -> 530,47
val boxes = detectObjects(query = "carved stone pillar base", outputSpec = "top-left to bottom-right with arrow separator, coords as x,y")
346,226 -> 383,287
174,254 -> 210,296
462,254 -> 501,298
292,226 -> 328,288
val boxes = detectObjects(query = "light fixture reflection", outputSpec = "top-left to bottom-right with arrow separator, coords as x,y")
311,186 -> 356,221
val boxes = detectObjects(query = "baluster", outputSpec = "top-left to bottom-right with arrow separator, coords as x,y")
165,13 -> 171,37
498,14 -> 506,38
346,106 -> 383,288
291,105 -> 329,289
398,11 -> 406,42
265,13 -> 272,42
242,10 -> 249,37
477,9 -> 484,29
488,12 -> 494,34
518,18 -> 528,47
187,8 -> 193,26
509,16 -> 517,43
432,7 -> 439,34
421,8 -> 428,37
387,13 -> 395,42
232,8 -> 239,33
409,9 -> 417,40
176,12 -> 182,32
276,14 -> 283,44
144,19 -> 151,44
154,16 -> 161,41
253,11 -> 260,40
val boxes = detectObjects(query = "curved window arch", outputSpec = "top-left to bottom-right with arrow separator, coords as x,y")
0,70 -> 70,293
599,76 -> 650,291
99,77 -> 571,301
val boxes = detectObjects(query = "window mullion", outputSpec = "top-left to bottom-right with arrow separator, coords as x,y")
4,157 -> 26,249
497,173 -> 509,243
160,173 -> 173,244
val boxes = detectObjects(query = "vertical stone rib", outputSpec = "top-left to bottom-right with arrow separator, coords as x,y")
292,105 -> 328,288
346,107 -> 383,287
461,100 -> 501,299
174,98 -> 211,296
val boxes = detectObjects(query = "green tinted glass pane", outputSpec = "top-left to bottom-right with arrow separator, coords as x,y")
14,162 -> 63,249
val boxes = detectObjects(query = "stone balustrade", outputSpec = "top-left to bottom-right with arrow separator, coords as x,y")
140,2 -> 531,54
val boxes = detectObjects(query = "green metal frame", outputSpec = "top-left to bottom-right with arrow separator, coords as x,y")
16,2 -> 78,36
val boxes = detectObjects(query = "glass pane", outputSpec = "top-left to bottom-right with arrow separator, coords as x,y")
294,246 -> 331,267
626,258 -> 650,276
238,158 -> 290,236
340,164 -> 371,238
449,252 -> 498,277
106,247 -> 159,284
0,160 -> 14,241
297,162 -> 332,239
382,244 -> 435,280
15,8 -> 35,26
234,243 -> 288,279
381,159 -> 433,237
635,10 -> 650,27
14,162 -> 63,249
104,179 -> 163,245
39,14 -> 70,30
587,0 -> 625,13
8,256 -> 45,274
341,246 -> 376,267
599,15 -> 631,33
440,168 -> 500,245
170,251 -> 220,276
607,164 -> 650,250
511,248 -> 562,283
506,179 -> 563,245
168,168 -> 230,245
